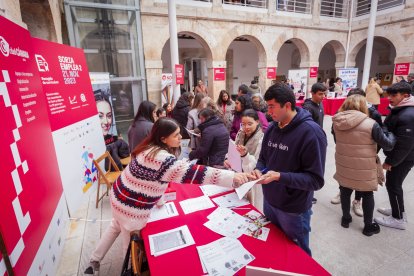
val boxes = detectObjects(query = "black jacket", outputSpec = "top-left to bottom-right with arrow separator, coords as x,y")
384,105 -> 414,166
172,98 -> 191,139
189,116 -> 229,166
302,99 -> 324,128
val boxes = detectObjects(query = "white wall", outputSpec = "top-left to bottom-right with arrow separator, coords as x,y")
228,40 -> 259,94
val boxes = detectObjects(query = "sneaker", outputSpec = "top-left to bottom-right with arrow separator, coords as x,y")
84,261 -> 100,275
374,216 -> 406,230
341,216 -> 352,228
352,200 -> 363,217
312,198 -> 317,204
331,193 -> 341,204
377,207 -> 392,216
362,222 -> 381,236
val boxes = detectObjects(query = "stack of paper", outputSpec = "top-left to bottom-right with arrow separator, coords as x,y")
148,202 -> 179,222
179,195 -> 215,215
148,225 -> 195,256
199,185 -> 233,197
212,192 -> 250,208
204,207 -> 251,238
197,237 -> 255,275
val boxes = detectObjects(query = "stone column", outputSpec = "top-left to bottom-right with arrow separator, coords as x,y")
312,0 -> 321,24
258,60 -> 278,96
208,60 -> 227,101
300,61 -> 319,98
268,0 -> 277,13
145,60 -> 164,106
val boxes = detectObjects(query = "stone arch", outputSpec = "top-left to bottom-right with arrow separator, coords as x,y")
319,40 -> 346,65
274,37 -> 311,66
220,33 -> 268,65
349,36 -> 397,66
19,0 -> 58,42
160,30 -> 214,66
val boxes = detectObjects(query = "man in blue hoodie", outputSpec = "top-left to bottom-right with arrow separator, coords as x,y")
253,83 -> 327,256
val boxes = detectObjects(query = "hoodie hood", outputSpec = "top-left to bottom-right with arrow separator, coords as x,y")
333,110 -> 368,131
199,116 -> 222,131
396,95 -> 414,108
279,107 -> 314,132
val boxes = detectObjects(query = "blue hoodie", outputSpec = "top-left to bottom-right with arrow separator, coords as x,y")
256,107 -> 327,213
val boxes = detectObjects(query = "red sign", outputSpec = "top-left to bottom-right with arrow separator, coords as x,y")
0,16 -> 63,275
310,67 -> 319,78
175,64 -> 184,85
267,67 -> 277,79
31,38 -> 97,131
394,63 -> 410,75
214,68 -> 226,81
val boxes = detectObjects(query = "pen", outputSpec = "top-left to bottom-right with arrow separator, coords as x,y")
260,168 -> 268,174
231,207 -> 250,210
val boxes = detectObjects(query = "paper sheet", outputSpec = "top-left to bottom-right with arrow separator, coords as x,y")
179,195 -> 215,215
197,237 -> 255,276
212,192 -> 250,208
200,185 -> 233,197
148,225 -> 195,256
148,202 -> 179,223
235,180 -> 258,200
227,139 -> 242,172
185,127 -> 201,137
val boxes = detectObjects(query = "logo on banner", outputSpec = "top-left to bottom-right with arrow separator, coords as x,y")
0,36 -> 10,57
80,93 -> 86,102
69,96 -> 77,104
35,55 -> 49,72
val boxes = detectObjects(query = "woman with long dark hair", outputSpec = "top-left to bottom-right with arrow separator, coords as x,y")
85,118 -> 252,274
216,90 -> 235,131
128,100 -> 157,151
230,95 -> 268,140
172,92 -> 194,139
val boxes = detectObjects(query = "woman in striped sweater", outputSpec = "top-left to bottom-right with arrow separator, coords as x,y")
85,118 -> 252,274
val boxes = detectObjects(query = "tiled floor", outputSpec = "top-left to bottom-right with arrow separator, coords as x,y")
57,116 -> 414,276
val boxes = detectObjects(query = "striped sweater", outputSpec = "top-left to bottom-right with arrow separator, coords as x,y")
110,148 -> 234,231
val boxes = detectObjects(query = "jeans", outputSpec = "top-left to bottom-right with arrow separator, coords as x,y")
263,200 -> 312,256
385,160 -> 414,219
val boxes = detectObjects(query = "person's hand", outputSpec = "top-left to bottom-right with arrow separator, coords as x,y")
233,173 -> 256,188
251,169 -> 263,179
236,145 -> 247,157
383,163 -> 392,171
257,171 -> 281,185
224,159 -> 232,169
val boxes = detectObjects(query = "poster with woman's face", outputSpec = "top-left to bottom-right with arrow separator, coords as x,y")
90,73 -> 118,141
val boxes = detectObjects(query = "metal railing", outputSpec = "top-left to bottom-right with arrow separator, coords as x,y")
222,0 -> 268,9
276,0 -> 312,14
355,0 -> 405,16
320,0 -> 349,18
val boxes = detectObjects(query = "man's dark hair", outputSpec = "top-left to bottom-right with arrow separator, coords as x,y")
335,77 -> 342,83
238,84 -> 251,95
386,82 -> 413,95
347,88 -> 366,97
235,94 -> 253,114
198,108 -> 216,120
264,83 -> 296,111
311,83 -> 327,94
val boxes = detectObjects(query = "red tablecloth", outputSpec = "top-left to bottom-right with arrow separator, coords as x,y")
322,98 -> 346,115
378,97 -> 390,116
296,99 -> 304,107
141,183 -> 330,276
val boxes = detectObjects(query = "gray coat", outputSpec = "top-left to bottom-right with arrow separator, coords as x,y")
128,117 -> 153,151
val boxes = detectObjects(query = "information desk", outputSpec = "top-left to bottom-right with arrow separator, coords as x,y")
141,183 -> 330,276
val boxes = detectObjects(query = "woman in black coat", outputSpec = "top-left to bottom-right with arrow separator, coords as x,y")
189,108 -> 229,167
172,92 -> 194,139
